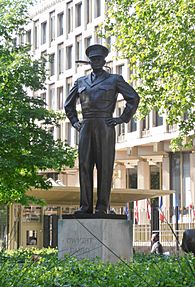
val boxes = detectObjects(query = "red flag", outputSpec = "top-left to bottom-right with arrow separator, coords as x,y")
147,200 -> 151,220
193,209 -> 195,221
134,201 -> 139,224
159,197 -> 165,222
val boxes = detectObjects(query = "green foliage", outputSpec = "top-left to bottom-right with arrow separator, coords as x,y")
0,0 -> 77,205
102,0 -> 195,150
0,249 -> 194,287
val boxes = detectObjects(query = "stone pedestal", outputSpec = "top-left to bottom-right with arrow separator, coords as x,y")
58,214 -> 133,263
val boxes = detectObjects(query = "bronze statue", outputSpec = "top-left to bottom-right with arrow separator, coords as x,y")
64,44 -> 140,214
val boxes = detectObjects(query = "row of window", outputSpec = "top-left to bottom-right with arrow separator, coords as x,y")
24,0 -> 102,50
44,39 -> 116,78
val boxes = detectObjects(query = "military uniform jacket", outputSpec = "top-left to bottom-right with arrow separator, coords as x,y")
64,70 -> 140,125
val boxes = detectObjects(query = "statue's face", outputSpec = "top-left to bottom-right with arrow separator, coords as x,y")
89,56 -> 105,70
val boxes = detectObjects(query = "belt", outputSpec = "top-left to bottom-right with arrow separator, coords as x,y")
83,112 -> 112,118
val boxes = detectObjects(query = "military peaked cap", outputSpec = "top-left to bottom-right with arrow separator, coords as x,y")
86,44 -> 109,58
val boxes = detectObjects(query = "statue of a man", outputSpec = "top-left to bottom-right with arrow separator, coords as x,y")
64,44 -> 140,215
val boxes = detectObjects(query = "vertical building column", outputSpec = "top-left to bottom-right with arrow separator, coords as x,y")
120,163 -> 127,188
162,156 -> 170,215
112,163 -> 126,188
8,204 -> 15,250
137,159 -> 150,190
137,120 -> 142,139
190,152 -> 195,204
137,159 -> 150,224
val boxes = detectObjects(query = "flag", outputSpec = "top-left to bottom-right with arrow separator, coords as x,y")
187,203 -> 194,222
134,201 -> 139,224
147,200 -> 151,220
125,202 -> 130,221
159,197 -> 165,222
193,209 -> 195,221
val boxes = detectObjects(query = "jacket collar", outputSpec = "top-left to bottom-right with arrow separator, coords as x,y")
84,70 -> 110,87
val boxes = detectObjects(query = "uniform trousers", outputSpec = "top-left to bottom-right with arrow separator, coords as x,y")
79,118 -> 115,212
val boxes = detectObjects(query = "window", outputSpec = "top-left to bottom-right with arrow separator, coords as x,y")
106,37 -> 111,52
127,167 -> 137,189
58,43 -> 64,74
57,87 -> 64,110
26,30 -> 31,46
50,11 -> 55,42
26,230 -> 37,245
94,26 -> 102,44
76,34 -> 82,61
170,152 -> 191,211
40,92 -> 46,108
153,110 -> 163,126
67,1 -> 73,33
95,0 -> 101,18
41,50 -> 47,69
66,77 -> 73,97
57,124 -> 62,140
57,12 -> 64,36
85,36 -> 92,48
86,0 -> 92,24
49,126 -> 54,138
150,165 -> 160,189
118,108 -> 125,136
75,2 -> 82,27
116,101 -> 125,141
49,84 -> 55,109
142,115 -> 150,130
19,33 -> 24,45
34,21 -> 39,49
128,118 -> 137,132
12,38 -> 17,47
49,53 -> 55,76
66,46 -> 72,69
85,36 -> 92,59
182,153 -> 190,208
41,21 -> 47,44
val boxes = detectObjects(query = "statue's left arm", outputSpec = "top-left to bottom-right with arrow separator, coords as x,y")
116,75 -> 140,123
106,75 -> 140,127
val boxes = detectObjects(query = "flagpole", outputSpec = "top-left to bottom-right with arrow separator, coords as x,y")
175,205 -> 179,251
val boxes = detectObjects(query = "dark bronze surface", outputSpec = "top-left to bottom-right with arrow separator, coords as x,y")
62,214 -> 127,220
181,229 -> 195,255
64,44 -> 140,214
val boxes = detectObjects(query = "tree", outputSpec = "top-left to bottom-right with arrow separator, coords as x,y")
0,0 -> 77,205
102,0 -> 194,150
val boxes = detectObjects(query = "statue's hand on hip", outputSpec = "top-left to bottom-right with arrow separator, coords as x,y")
73,121 -> 82,131
105,117 -> 123,126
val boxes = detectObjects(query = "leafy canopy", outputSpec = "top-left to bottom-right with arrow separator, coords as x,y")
0,0 -> 77,205
102,0 -> 194,150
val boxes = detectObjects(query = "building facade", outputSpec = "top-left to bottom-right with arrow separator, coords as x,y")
2,0 -> 194,251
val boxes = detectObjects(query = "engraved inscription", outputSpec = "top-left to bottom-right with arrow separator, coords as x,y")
63,236 -> 100,258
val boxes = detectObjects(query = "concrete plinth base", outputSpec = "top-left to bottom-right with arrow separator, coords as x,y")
58,215 -> 133,263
